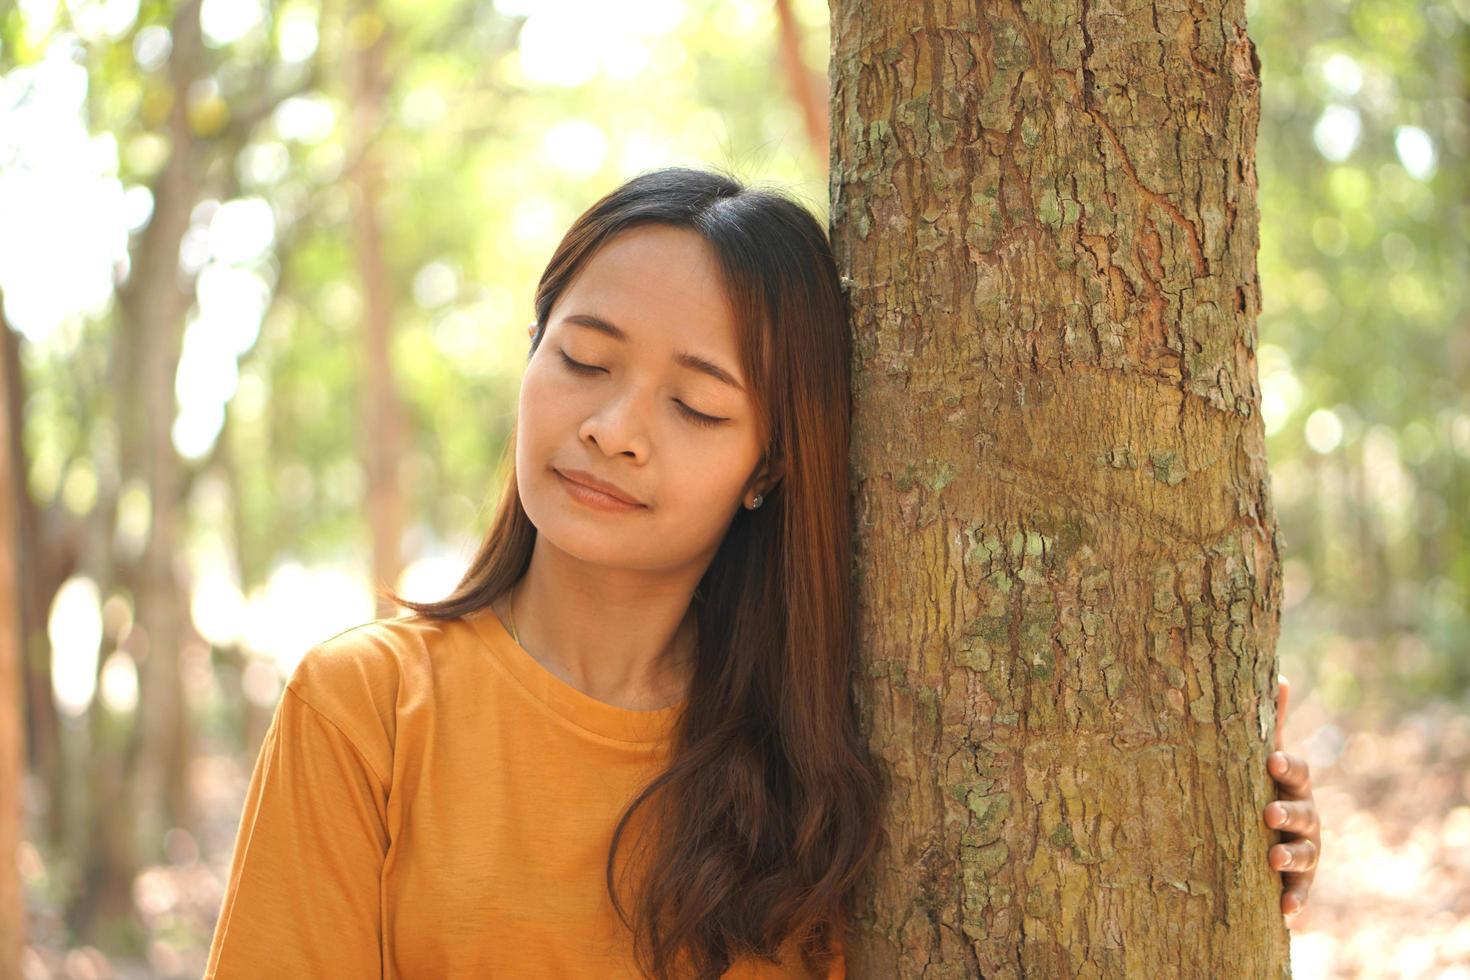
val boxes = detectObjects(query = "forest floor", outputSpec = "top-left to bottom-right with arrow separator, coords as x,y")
1267,695 -> 1470,978
16,690 -> 1470,978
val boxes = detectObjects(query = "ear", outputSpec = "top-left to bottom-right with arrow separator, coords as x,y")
748,453 -> 786,499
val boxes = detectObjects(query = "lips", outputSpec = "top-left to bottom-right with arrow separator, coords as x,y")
555,468 -> 645,507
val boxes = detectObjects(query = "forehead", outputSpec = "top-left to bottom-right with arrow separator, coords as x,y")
553,225 -> 739,348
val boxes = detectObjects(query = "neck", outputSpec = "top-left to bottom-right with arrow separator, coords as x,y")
498,536 -> 701,711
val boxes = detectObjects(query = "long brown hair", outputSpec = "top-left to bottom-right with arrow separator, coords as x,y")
386,166 -> 886,979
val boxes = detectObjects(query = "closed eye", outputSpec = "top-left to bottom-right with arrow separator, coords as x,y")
556,349 -> 728,428
557,349 -> 605,376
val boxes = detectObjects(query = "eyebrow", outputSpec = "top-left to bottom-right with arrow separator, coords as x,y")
561,313 -> 746,392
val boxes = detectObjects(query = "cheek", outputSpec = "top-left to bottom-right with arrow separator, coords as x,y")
522,355 -> 569,401
662,455 -> 739,503
661,440 -> 763,520
518,362 -> 580,436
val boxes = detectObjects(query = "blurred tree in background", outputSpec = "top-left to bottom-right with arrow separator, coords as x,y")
0,0 -> 1464,974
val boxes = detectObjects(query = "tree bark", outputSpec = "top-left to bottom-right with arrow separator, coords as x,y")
830,1 -> 1287,975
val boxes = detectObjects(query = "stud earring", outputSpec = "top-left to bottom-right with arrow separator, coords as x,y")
749,494 -> 764,509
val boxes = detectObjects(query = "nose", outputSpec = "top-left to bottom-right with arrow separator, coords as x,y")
578,387 -> 652,461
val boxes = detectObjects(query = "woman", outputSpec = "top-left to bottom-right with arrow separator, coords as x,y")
204,167 -> 1320,979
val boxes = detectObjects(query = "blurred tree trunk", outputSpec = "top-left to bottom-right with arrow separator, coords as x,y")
67,0 -> 209,942
45,0 -> 314,940
4,312 -> 70,850
830,1 -> 1288,975
119,0 -> 204,842
0,293 -> 26,980
346,0 -> 408,617
773,0 -> 829,174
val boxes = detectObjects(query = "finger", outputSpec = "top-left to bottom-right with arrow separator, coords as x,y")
1282,887 -> 1309,917
1270,838 -> 1318,874
1274,675 -> 1289,752
1268,751 -> 1312,798
1263,799 -> 1317,836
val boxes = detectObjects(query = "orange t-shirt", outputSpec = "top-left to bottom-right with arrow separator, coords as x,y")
204,606 -> 845,979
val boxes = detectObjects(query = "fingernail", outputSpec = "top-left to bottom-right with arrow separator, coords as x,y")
1280,851 -> 1292,868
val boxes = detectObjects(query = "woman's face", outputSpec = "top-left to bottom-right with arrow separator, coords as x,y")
515,223 -> 772,574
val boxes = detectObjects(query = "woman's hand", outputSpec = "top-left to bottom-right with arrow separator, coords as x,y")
1264,674 -> 1320,923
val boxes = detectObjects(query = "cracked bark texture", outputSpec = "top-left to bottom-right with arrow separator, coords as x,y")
830,1 -> 1288,976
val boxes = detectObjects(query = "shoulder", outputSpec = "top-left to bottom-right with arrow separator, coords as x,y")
282,612 -> 458,783
285,612 -> 445,703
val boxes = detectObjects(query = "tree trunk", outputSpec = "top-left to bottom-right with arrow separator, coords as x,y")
117,0 -> 203,865
0,293 -> 27,980
347,0 -> 408,617
66,0 -> 209,942
773,0 -> 829,172
4,304 -> 70,850
830,1 -> 1287,975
